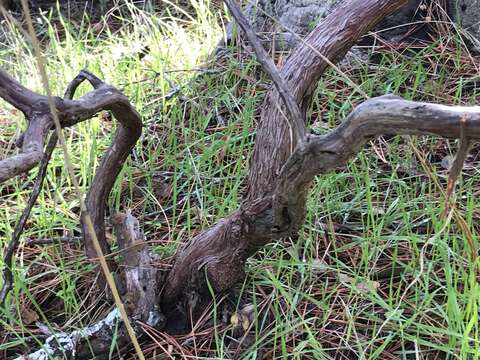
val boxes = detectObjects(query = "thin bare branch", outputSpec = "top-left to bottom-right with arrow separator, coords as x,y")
24,236 -> 82,246
0,132 -> 57,305
444,117 -> 472,211
223,0 -> 306,141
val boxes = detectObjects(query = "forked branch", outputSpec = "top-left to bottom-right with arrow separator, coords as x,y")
162,0 -> 410,321
273,96 -> 480,229
162,95 -> 480,323
245,0 -> 409,201
0,69 -> 142,289
4,1 -> 480,358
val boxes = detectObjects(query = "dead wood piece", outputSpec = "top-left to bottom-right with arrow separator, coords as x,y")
0,68 -> 142,268
0,113 -> 51,183
0,70 -> 52,184
0,69 -> 42,117
112,211 -> 165,328
14,212 -> 164,359
273,96 -> 480,224
13,308 -> 123,360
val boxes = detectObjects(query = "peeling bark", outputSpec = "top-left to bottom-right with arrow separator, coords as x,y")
13,309 -> 123,360
246,0 -> 410,200
111,212 -> 165,328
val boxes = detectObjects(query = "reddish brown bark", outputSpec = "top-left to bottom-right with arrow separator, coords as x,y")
161,0 -> 409,323
246,0 -> 409,201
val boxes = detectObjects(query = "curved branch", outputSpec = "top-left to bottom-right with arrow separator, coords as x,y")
57,69 -> 144,263
0,114 -> 50,183
63,69 -> 104,99
162,0 -> 409,325
0,68 -> 142,266
273,96 -> 480,228
0,69 -> 45,117
64,74 -> 143,262
0,70 -> 53,183
162,95 -> 480,327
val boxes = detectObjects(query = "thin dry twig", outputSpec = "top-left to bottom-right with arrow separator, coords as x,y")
440,118 -> 477,264
24,236 -> 82,246
223,0 -> 306,141
0,132 -> 57,306
242,0 -> 368,99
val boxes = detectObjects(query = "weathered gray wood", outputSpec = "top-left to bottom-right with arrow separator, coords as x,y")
13,212 -> 164,360
0,70 -> 52,183
13,308 -> 123,360
111,211 -> 164,328
273,96 -> 480,230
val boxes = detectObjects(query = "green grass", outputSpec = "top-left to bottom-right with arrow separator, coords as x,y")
1,1 -> 480,359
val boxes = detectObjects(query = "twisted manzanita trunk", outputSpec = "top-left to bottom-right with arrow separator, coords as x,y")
160,0 -> 410,325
